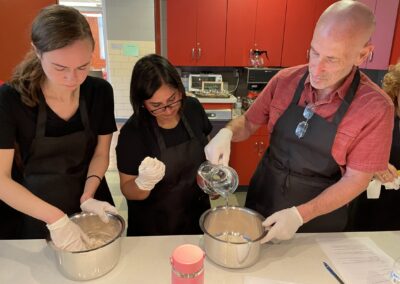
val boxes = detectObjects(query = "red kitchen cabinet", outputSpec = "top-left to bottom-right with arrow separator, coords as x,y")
0,0 -> 57,81
230,126 -> 269,186
225,0 -> 287,67
167,0 -> 227,66
390,5 -> 400,65
358,0 -> 399,69
281,0 -> 336,67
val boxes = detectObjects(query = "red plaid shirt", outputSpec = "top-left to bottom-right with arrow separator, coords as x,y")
245,65 -> 394,173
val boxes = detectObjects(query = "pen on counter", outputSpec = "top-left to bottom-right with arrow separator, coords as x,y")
323,261 -> 345,284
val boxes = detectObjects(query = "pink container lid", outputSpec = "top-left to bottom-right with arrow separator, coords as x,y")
171,244 -> 205,274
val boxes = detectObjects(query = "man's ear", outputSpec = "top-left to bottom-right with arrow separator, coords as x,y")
355,43 -> 374,66
31,42 -> 41,59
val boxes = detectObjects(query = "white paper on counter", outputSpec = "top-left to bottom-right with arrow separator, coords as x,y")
317,237 -> 394,284
244,276 -> 299,284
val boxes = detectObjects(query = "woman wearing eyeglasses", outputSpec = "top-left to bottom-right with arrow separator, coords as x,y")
116,54 -> 212,236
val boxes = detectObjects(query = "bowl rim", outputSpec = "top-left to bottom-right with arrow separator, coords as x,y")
47,212 -> 125,254
199,205 -> 267,244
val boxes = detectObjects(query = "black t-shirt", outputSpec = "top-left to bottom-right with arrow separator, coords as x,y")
0,76 -> 117,162
116,96 -> 212,175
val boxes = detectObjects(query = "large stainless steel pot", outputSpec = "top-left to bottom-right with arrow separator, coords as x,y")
199,206 -> 266,269
48,212 -> 125,281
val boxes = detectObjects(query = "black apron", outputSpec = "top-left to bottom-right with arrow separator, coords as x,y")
347,116 -> 400,231
1,92 -> 113,239
127,114 -> 211,236
245,69 -> 360,232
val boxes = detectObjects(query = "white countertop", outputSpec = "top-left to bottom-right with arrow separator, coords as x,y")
1,231 -> 400,284
187,92 -> 238,104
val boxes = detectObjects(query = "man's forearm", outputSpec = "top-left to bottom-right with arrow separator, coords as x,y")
297,168 -> 373,223
226,115 -> 260,142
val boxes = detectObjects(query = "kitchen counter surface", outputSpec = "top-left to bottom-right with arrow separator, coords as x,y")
187,92 -> 238,104
1,231 -> 400,284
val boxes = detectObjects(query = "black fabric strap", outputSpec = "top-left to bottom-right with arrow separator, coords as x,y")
332,69 -> 360,125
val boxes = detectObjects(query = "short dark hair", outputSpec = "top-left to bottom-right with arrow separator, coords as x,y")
129,54 -> 186,118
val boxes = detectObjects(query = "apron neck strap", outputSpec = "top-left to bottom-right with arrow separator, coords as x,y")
291,70 -> 309,105
332,68 -> 360,125
35,91 -> 90,138
290,68 -> 361,125
36,92 -> 47,137
152,113 -> 195,151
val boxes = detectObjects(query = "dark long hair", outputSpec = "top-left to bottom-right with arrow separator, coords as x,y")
129,54 -> 186,119
9,5 -> 94,107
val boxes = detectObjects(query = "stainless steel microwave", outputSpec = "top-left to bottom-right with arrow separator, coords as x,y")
188,74 -> 223,92
246,67 -> 281,84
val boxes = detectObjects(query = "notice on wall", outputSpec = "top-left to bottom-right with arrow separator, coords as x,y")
122,43 -> 139,57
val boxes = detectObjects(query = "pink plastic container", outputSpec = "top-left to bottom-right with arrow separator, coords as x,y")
170,244 -> 205,284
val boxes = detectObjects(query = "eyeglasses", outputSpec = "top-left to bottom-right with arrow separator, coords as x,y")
295,104 -> 314,139
149,99 -> 182,115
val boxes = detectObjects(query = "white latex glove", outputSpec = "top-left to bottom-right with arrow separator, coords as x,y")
204,128 -> 233,166
261,207 -> 303,244
47,214 -> 89,252
135,157 -> 166,191
80,198 -> 118,223
366,177 -> 400,199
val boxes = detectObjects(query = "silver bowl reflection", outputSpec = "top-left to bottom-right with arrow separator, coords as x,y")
47,212 -> 125,281
199,206 -> 267,269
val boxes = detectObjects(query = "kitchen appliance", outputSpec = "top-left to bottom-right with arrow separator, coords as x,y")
249,49 -> 269,67
192,92 -> 237,138
246,67 -> 281,85
48,212 -> 125,281
199,206 -> 267,269
188,74 -> 223,92
243,67 -> 281,110
204,109 -> 232,138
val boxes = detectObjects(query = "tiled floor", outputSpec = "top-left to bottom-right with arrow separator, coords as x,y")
105,124 -> 247,236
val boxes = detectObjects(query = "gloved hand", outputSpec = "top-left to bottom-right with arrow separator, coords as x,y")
261,206 -> 303,244
135,157 -> 166,191
204,128 -> 233,166
47,214 -> 89,252
80,198 -> 118,223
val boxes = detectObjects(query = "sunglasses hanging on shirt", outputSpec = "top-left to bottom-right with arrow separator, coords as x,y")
295,104 -> 315,139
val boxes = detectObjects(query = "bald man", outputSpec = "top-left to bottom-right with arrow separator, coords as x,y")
205,1 -> 394,242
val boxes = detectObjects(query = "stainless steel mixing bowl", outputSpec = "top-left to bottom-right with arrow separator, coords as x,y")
48,212 -> 125,281
199,206 -> 267,268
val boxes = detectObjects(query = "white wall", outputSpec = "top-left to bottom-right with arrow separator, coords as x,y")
104,0 -> 156,119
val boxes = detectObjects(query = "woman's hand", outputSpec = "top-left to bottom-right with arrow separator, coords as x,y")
135,157 -> 166,191
47,214 -> 89,252
374,163 -> 398,183
80,198 -> 118,223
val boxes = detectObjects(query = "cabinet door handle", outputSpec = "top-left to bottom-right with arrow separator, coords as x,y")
257,141 -> 265,156
258,141 -> 265,156
198,47 -> 201,59
192,48 -> 195,60
254,141 -> 259,153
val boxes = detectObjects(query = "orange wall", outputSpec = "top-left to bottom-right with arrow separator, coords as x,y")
0,0 -> 57,81
390,6 -> 400,65
85,15 -> 106,70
